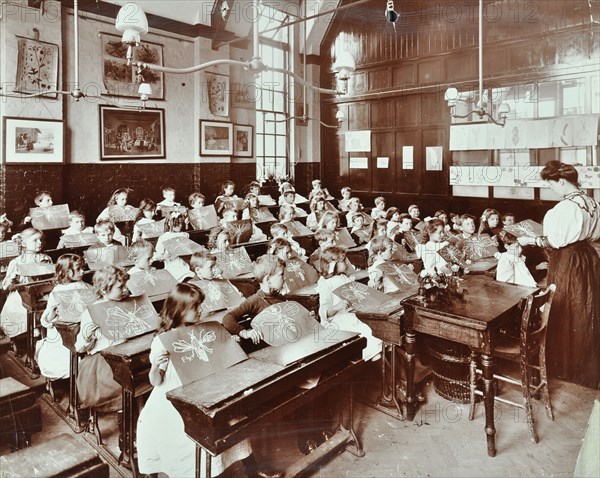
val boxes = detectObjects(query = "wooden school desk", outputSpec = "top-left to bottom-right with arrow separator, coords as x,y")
401,275 -> 537,457
167,332 -> 367,478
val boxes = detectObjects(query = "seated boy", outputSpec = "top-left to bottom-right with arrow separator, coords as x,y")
222,255 -> 285,345
308,228 -> 336,275
338,187 -> 352,212
270,223 -> 306,258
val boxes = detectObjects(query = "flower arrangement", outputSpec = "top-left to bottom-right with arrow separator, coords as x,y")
417,261 -> 470,296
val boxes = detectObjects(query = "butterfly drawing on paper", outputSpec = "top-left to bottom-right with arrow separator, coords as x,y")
340,282 -> 370,304
385,263 -> 416,284
286,261 -> 306,281
438,245 -> 467,266
172,329 -> 216,363
31,208 -> 59,223
463,235 -> 499,260
227,222 -> 251,242
109,205 -> 138,222
259,302 -> 300,339
105,300 -> 156,340
56,289 -> 95,317
219,250 -> 251,272
202,281 -> 229,305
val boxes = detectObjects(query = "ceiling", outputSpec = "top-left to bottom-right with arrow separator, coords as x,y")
102,0 -> 337,53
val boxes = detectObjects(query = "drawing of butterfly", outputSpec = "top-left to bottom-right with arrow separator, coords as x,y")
340,282 -> 370,304
286,261 -> 306,281
463,235 -> 498,260
55,288 -> 95,317
105,300 -> 156,340
172,329 -> 216,363
259,302 -> 300,339
384,263 -> 416,284
109,205 -> 138,222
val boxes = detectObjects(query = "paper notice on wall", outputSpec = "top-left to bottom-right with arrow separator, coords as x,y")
345,130 -> 371,152
571,116 -> 598,146
349,157 -> 369,169
425,146 -> 443,171
376,157 -> 389,168
449,125 -> 470,151
402,146 -> 414,170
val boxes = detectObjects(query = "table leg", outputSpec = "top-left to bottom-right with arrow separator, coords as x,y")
405,331 -> 417,421
481,354 -> 496,457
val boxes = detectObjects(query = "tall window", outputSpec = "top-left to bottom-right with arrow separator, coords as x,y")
255,4 -> 291,181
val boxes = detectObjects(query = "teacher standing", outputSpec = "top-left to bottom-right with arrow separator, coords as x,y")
518,161 -> 599,389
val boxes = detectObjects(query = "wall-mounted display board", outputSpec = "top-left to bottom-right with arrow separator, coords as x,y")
449,165 -> 600,189
449,115 -> 599,151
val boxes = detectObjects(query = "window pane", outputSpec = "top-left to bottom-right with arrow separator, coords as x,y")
265,135 -> 275,155
276,136 -> 286,155
256,136 -> 263,157
592,75 -> 600,114
452,185 -> 488,197
559,147 -> 587,164
561,79 -> 585,115
273,92 -> 285,112
275,119 -> 286,135
493,186 -> 535,199
538,81 -> 557,118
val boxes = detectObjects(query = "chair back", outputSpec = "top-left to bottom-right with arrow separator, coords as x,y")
519,284 -> 556,355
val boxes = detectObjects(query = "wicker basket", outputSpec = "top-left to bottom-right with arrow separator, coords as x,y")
425,337 -> 471,404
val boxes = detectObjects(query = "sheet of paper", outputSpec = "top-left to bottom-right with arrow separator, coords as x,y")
402,146 -> 414,170
376,156 -> 389,168
425,146 -> 443,171
345,130 -> 371,152
349,157 -> 368,169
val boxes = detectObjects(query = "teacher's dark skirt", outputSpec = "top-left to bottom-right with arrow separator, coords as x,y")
546,241 -> 600,389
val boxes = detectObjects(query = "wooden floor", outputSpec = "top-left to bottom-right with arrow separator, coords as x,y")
1,355 -> 598,478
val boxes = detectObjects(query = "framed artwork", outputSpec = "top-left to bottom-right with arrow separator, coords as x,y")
99,106 -> 166,160
199,120 -> 233,156
206,72 -> 229,117
2,117 -> 64,164
100,32 -> 164,99
14,37 -> 59,98
233,125 -> 253,157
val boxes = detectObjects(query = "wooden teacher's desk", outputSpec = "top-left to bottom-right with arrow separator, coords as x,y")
402,275 -> 537,457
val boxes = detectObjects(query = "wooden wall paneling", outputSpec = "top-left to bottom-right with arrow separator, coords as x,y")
392,63 -> 416,87
420,91 -> 447,126
445,50 -> 477,82
395,129 -> 421,194
350,71 -> 368,95
370,100 -> 394,129
347,153 -> 370,192
348,103 -> 370,130
369,67 -> 391,91
395,96 -> 421,126
417,58 -> 443,85
421,127 -> 448,196
371,132 -> 395,193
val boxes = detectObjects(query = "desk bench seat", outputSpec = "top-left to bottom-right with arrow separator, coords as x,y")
0,377 -> 42,450
0,432 -> 109,477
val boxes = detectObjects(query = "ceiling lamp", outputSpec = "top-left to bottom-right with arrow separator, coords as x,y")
115,2 -> 149,65
444,0 -> 510,126
117,0 -> 355,97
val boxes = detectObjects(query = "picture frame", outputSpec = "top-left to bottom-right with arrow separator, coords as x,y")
206,72 -> 229,117
14,36 -> 59,98
99,106 -> 166,160
100,32 -> 164,99
2,117 -> 64,164
233,124 -> 253,157
199,120 -> 233,156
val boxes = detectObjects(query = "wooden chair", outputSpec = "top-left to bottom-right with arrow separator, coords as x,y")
469,284 -> 556,443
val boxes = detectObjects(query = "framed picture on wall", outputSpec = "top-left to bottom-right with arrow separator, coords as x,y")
206,72 -> 229,117
2,117 -> 64,164
99,105 -> 166,160
14,37 -> 59,98
199,120 -> 233,156
100,32 -> 164,99
233,125 -> 253,157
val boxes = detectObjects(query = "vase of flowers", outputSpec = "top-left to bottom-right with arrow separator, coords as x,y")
418,262 -> 469,300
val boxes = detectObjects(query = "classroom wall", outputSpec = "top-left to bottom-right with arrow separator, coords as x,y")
319,0 -> 600,219
0,2 -> 316,222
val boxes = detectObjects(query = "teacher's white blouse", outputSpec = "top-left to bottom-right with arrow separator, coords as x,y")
543,191 -> 600,248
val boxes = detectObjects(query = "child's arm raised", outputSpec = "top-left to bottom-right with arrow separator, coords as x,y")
149,351 -> 169,386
